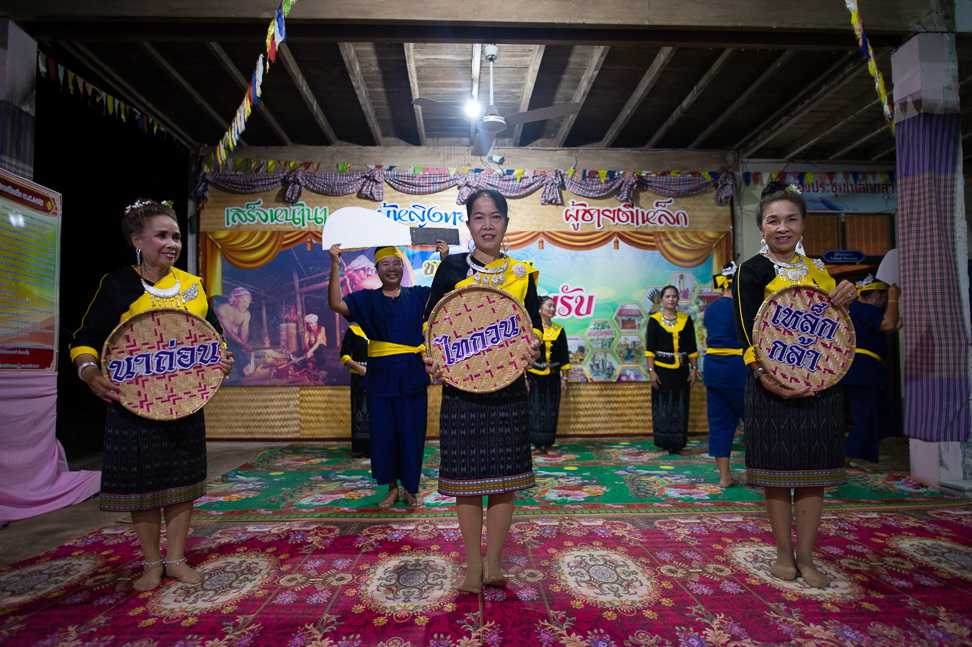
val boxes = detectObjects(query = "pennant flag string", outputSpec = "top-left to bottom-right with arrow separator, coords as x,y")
206,1 -> 299,171
36,51 -> 169,140
844,0 -> 894,133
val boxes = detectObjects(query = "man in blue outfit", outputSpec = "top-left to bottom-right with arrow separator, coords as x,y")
328,244 -> 430,508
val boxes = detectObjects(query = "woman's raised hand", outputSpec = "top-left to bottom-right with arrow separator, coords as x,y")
328,243 -> 342,260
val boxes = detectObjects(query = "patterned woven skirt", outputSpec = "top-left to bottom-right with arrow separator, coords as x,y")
100,405 -> 207,512
349,376 -> 370,457
438,380 -> 535,497
527,371 -> 561,449
744,374 -> 846,488
651,366 -> 690,452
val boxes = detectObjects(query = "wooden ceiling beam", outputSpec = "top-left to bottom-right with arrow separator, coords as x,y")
827,123 -> 892,160
403,43 -> 426,146
207,42 -> 291,146
554,46 -> 608,147
59,41 -> 196,147
689,50 -> 794,149
277,42 -> 337,144
338,42 -> 383,146
736,50 -> 872,157
786,98 -> 880,159
21,21 -> 911,50
601,47 -> 675,147
8,1 -> 941,34
646,48 -> 733,148
511,45 -> 546,146
141,41 -> 240,142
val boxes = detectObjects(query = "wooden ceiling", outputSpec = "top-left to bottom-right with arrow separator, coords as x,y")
8,0 -> 968,164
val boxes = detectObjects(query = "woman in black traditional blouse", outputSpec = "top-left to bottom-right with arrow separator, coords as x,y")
644,285 -> 698,452
424,189 -> 543,594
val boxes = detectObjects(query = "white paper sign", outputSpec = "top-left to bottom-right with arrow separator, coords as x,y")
321,206 -> 411,249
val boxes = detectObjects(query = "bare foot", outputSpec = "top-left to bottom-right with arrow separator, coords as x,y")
483,561 -> 508,587
377,488 -> 399,509
718,474 -> 734,488
402,490 -> 419,508
796,559 -> 831,588
458,562 -> 482,594
164,558 -> 203,585
133,560 -> 164,592
769,559 -> 798,582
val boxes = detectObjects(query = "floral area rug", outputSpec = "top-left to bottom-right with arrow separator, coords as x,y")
3,509 -> 972,646
192,440 -> 963,521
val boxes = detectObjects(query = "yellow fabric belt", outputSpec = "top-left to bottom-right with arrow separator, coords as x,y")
854,348 -> 883,363
706,348 -> 743,356
368,340 -> 425,357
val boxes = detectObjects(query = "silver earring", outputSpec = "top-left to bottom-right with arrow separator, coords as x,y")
135,248 -> 142,265
759,238 -> 769,254
795,237 -> 807,256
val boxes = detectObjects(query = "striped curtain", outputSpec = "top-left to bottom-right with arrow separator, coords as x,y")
897,112 -> 971,441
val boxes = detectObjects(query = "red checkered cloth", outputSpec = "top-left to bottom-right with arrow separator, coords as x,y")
897,112 -> 970,441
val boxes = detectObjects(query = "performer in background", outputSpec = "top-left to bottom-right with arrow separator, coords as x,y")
528,296 -> 570,454
329,245 -> 430,508
70,199 -> 233,592
841,275 -> 899,464
424,189 -> 542,594
702,262 -> 746,487
733,182 -> 856,588
340,321 -> 370,458
214,286 -> 252,382
645,285 -> 698,453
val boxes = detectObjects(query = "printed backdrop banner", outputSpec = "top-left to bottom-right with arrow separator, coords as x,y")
200,186 -> 730,386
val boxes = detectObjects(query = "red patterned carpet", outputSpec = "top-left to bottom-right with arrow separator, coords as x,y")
2,508 -> 972,645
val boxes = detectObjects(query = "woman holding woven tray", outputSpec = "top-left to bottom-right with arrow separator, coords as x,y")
70,199 -> 233,592
733,182 -> 856,588
528,296 -> 570,454
424,189 -> 543,594
644,285 -> 698,452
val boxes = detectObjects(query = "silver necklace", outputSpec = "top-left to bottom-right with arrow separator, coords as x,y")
139,268 -> 181,298
764,253 -> 807,282
466,253 -> 509,288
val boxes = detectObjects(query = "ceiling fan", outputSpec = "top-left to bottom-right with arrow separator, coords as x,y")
412,44 -> 580,156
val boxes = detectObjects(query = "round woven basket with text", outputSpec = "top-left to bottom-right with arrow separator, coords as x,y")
101,309 -> 225,420
426,286 -> 535,393
753,285 -> 855,392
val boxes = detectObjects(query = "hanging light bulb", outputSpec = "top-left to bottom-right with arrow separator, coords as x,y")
463,98 -> 482,119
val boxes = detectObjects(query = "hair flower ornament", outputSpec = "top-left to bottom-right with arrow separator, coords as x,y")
124,199 -> 154,214
785,184 -> 802,195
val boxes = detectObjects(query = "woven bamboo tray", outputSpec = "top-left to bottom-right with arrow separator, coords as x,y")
101,309 -> 225,420
425,286 -> 535,393
753,285 -> 855,391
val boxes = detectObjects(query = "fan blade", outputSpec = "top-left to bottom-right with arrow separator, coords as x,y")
471,127 -> 496,156
412,98 -> 463,112
503,102 -> 580,126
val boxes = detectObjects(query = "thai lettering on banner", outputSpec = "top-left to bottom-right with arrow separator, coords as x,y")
378,202 -> 467,227
224,199 -> 329,228
765,300 -> 838,372
562,198 -> 689,231
108,339 -> 222,383
433,314 -> 521,366
551,284 -> 596,318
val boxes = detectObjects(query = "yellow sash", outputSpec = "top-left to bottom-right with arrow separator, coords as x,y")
368,340 -> 424,357
706,347 -> 743,356
854,348 -> 883,362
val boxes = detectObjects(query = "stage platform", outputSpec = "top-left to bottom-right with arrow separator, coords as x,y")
2,438 -> 971,645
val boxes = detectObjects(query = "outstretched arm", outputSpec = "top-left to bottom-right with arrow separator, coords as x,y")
328,244 -> 351,317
